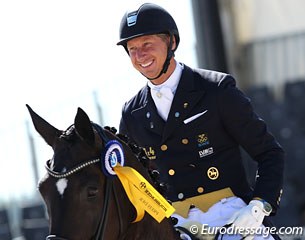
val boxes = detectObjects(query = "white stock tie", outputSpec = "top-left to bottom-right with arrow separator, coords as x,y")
151,86 -> 174,121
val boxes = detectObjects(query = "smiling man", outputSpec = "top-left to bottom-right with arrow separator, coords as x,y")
126,33 -> 176,85
117,3 -> 284,240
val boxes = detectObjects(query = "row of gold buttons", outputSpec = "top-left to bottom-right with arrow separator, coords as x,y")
160,139 -> 189,151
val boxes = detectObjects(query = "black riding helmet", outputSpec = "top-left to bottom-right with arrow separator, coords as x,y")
117,3 -> 180,80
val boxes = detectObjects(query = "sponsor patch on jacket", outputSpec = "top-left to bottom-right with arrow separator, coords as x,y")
198,147 -> 214,158
197,133 -> 210,147
143,147 -> 156,160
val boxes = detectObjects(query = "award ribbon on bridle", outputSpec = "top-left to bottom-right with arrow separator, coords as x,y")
102,140 -> 175,223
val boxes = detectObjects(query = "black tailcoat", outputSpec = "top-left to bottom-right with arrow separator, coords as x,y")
119,64 -> 284,212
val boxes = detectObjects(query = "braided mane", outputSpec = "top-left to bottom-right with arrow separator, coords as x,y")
103,126 -> 167,196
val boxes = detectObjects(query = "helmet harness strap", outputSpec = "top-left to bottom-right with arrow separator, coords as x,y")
144,32 -> 174,81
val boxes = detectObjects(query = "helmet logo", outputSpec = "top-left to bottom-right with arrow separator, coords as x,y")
127,12 -> 138,27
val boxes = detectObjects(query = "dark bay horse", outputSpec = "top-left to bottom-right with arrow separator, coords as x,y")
26,105 -> 180,240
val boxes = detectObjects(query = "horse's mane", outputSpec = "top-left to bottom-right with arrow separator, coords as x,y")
103,126 -> 168,197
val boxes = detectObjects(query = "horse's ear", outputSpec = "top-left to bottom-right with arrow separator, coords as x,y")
74,107 -> 95,145
26,104 -> 62,147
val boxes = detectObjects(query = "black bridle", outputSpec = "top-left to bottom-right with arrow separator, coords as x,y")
45,124 -> 125,240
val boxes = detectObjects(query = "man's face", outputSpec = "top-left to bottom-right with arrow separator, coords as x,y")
126,34 -> 169,80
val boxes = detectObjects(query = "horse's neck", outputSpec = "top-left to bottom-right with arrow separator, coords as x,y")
108,148 -> 179,240
123,216 -> 179,240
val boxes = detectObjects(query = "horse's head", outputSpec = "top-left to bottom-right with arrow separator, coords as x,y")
26,105 -> 155,240
27,105 -> 179,240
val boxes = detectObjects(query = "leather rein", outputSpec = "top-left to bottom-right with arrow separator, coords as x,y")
45,124 -> 124,240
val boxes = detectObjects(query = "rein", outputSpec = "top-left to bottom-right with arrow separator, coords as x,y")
45,124 -> 124,240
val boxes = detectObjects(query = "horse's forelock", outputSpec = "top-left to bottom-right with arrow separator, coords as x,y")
50,125 -> 79,172
60,124 -> 76,139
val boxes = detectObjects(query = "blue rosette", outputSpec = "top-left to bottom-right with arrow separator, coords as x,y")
102,140 -> 125,177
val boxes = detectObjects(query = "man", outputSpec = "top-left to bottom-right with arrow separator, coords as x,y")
117,3 -> 284,239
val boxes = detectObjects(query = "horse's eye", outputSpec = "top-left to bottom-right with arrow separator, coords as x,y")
87,187 -> 99,198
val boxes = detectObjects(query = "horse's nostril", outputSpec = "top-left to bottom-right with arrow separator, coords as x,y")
46,235 -> 68,240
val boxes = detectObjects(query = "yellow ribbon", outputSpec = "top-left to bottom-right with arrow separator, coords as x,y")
113,163 -> 175,223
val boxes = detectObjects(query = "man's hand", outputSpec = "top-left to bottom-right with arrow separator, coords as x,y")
227,200 -> 271,239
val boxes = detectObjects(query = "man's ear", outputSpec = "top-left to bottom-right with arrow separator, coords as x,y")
171,35 -> 177,51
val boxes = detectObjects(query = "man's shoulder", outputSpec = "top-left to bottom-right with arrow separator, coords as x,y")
122,85 -> 147,113
191,67 -> 236,88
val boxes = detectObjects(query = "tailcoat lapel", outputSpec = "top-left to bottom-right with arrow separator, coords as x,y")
162,66 -> 205,142
131,86 -> 165,136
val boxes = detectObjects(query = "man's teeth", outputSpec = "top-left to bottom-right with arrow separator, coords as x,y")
141,61 -> 153,67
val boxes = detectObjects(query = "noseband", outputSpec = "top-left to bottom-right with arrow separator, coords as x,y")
45,124 -> 123,240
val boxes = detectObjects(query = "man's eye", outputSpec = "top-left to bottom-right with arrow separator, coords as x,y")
128,47 -> 136,53
144,42 -> 152,47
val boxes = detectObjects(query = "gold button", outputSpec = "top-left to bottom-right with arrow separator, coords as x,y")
183,102 -> 189,108
168,169 -> 175,175
197,187 -> 204,193
182,138 -> 189,144
161,144 -> 168,151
